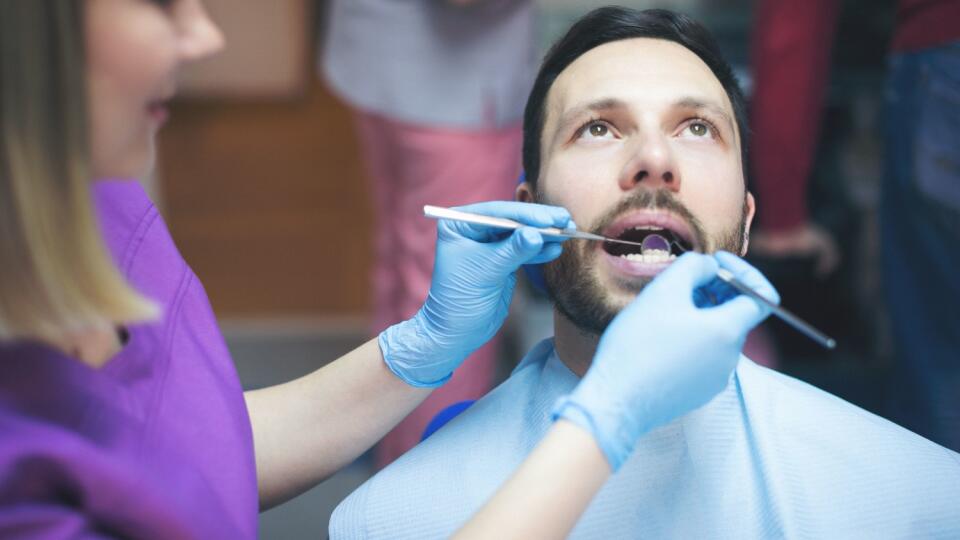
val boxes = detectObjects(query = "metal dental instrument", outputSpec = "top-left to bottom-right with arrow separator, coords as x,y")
660,233 -> 837,350
423,205 -> 648,249
424,205 -> 837,350
714,268 -> 837,349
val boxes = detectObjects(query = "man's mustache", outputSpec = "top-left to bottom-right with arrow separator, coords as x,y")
587,189 -> 707,246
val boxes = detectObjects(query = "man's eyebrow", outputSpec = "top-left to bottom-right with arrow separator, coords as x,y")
673,97 -> 735,133
555,98 -> 629,135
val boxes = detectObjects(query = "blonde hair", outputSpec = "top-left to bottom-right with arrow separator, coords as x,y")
0,1 -> 157,343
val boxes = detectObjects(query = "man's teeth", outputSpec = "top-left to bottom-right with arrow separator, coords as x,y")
620,249 -> 677,264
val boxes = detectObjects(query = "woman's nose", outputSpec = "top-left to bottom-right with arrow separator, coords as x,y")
178,1 -> 225,61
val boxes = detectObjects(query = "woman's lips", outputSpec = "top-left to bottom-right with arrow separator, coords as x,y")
147,101 -> 169,126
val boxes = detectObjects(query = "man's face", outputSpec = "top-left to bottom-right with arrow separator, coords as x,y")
518,38 -> 755,334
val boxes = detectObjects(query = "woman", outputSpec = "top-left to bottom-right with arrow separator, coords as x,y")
0,1 -> 775,538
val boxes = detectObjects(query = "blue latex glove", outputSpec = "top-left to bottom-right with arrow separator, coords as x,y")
553,251 -> 779,471
380,201 -> 574,387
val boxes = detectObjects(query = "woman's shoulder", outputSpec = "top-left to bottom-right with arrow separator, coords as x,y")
94,180 -> 190,302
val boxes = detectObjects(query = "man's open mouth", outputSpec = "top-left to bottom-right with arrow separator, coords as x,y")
599,211 -> 698,267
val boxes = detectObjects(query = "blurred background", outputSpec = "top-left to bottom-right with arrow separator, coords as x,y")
154,0 -> 908,536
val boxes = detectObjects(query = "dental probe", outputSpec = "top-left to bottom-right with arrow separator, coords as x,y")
666,240 -> 837,350
423,205 -> 648,249
715,268 -> 836,349
424,204 -> 838,350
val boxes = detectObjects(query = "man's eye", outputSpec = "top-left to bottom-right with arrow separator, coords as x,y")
684,120 -> 715,138
589,123 -> 608,137
578,121 -> 614,140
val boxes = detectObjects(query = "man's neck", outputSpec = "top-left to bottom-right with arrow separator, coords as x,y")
552,310 -> 600,378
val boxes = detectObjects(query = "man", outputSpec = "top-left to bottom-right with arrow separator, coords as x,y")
330,8 -> 960,538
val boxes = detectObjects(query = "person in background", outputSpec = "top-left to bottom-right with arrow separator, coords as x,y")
321,0 -> 538,468
749,0 -> 960,452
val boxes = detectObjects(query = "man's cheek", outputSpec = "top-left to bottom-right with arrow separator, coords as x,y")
540,189 -> 587,226
687,197 -> 737,233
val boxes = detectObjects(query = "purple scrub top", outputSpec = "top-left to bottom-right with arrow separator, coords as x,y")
0,181 -> 258,539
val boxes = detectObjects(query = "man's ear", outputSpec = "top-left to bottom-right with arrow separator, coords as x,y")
516,181 -> 535,203
741,191 -> 756,256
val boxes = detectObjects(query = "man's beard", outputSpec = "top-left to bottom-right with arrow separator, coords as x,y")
539,188 -> 748,335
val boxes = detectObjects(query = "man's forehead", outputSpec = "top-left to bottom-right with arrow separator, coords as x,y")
545,37 -> 733,130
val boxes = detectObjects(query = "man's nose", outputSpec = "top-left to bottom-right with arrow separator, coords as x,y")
178,0 -> 226,61
618,134 -> 679,193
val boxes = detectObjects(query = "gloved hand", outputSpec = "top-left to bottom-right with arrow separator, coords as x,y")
553,251 -> 779,471
380,201 -> 574,387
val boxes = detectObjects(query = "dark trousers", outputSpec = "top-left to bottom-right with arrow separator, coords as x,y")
882,42 -> 960,452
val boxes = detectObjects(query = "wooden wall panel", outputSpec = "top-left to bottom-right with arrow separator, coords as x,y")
179,0 -> 310,99
157,80 -> 372,318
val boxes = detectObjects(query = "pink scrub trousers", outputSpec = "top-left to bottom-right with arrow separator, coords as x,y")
353,111 -> 522,468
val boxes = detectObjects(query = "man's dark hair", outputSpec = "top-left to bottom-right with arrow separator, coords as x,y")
522,7 -> 749,190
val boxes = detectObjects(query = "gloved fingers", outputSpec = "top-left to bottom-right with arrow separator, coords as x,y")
525,242 -> 564,264
692,277 -> 739,308
455,201 -> 574,228
481,227 -> 547,274
439,219 -> 514,243
445,201 -> 574,242
647,252 -> 719,296
714,251 -> 780,305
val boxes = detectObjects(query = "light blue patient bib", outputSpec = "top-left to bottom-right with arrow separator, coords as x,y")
331,339 -> 960,539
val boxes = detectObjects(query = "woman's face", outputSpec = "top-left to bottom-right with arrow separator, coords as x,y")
85,0 -> 223,179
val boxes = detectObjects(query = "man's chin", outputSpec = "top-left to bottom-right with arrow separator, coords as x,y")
599,280 -> 649,316
548,273 -> 650,335
606,273 -> 654,296
544,249 -> 662,335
